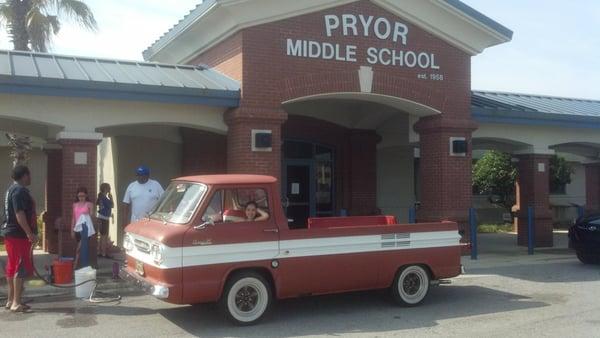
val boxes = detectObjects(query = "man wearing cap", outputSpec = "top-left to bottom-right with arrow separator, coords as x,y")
122,166 -> 164,224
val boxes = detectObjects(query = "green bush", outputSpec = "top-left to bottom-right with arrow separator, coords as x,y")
478,223 -> 514,233
473,151 -> 517,213
549,155 -> 573,193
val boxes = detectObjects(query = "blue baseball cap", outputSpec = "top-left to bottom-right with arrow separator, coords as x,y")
135,165 -> 150,176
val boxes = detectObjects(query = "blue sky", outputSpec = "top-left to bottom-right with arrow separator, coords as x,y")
1,0 -> 599,100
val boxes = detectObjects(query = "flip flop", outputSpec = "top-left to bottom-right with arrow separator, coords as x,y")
5,302 -> 11,310
10,304 -> 32,313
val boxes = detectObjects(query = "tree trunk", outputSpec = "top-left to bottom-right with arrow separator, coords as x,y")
8,0 -> 32,51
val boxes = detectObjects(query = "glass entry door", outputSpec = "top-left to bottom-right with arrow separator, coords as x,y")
283,141 -> 335,228
284,163 -> 312,228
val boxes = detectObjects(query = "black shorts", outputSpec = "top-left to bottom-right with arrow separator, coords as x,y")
98,219 -> 109,236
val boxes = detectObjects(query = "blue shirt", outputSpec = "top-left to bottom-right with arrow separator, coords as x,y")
97,195 -> 113,219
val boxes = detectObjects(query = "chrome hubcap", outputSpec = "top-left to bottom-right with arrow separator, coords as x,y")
403,273 -> 421,295
235,286 -> 259,312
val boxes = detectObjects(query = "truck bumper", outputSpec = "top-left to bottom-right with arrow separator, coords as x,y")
119,266 -> 170,299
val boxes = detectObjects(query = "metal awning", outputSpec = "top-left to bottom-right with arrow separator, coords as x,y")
0,49 -> 240,106
472,91 -> 600,129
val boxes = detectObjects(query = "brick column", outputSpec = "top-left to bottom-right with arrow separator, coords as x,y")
43,145 -> 62,254
57,132 -> 102,268
584,163 -> 600,213
225,107 -> 287,184
181,128 -> 227,175
348,130 -> 380,215
515,154 -> 553,247
414,116 -> 477,239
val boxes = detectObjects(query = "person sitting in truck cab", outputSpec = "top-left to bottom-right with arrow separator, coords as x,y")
237,201 -> 269,222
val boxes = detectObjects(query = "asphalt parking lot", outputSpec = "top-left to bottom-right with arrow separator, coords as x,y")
1,233 -> 599,337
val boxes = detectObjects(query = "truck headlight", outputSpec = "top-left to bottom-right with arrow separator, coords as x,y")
123,233 -> 134,252
151,243 -> 165,265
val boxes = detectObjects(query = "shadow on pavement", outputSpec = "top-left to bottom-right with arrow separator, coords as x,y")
158,285 -> 548,337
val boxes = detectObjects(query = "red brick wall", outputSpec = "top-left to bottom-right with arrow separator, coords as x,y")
224,108 -> 285,178
415,116 -> 477,236
181,128 -> 227,175
585,163 -> 600,212
190,32 -> 243,82
240,1 -> 471,113
348,130 -> 379,215
58,139 -> 100,266
515,154 -> 553,247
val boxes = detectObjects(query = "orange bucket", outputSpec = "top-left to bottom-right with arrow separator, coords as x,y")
52,259 -> 73,284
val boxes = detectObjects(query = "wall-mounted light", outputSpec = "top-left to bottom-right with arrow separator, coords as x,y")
252,129 -> 272,152
450,137 -> 467,156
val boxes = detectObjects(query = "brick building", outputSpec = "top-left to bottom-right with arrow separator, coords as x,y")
142,0 -> 512,233
2,0 -> 599,256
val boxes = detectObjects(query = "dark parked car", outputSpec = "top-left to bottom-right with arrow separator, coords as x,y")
569,214 -> 600,264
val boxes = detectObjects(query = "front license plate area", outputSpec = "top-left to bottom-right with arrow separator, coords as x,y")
135,260 -> 145,276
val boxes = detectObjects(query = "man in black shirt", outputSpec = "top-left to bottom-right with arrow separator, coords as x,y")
1,165 -> 37,313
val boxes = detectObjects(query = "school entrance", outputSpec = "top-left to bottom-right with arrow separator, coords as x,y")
282,140 -> 335,228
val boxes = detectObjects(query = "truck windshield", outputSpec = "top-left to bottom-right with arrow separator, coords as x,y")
149,182 -> 207,224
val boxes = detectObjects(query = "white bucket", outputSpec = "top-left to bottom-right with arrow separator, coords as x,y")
74,266 -> 97,299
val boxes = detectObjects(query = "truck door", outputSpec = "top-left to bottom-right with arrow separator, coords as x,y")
181,187 -> 280,303
276,229 -> 380,297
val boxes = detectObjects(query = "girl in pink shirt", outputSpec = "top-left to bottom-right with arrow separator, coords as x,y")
71,187 -> 94,268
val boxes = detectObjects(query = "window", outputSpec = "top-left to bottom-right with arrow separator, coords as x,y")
150,183 -> 207,224
201,188 -> 270,223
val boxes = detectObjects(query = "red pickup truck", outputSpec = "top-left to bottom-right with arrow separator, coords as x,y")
121,175 -> 462,325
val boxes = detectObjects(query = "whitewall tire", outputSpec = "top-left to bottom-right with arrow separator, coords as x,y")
219,272 -> 271,325
391,265 -> 430,306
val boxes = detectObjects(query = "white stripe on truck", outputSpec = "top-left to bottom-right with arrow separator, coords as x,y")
126,230 -> 460,269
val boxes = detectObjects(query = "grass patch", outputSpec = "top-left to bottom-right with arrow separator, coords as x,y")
478,223 -> 514,233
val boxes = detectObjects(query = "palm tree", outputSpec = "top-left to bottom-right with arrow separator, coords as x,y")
5,133 -> 31,167
0,0 -> 97,52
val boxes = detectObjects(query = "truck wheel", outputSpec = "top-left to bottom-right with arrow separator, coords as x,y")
219,272 -> 271,325
391,265 -> 430,306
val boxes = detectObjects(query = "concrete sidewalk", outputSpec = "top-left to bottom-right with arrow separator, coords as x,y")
463,230 -> 575,270
0,250 -> 134,299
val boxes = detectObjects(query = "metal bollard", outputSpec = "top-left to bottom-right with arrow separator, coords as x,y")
469,208 -> 477,260
528,206 -> 534,255
408,208 -> 416,224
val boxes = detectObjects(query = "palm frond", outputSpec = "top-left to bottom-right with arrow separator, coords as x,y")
26,7 -> 53,52
0,2 -> 14,28
47,14 -> 60,34
56,0 -> 97,31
